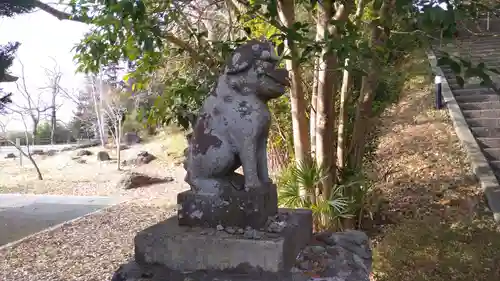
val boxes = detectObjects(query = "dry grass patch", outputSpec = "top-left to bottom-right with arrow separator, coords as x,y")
368,52 -> 500,281
0,129 -> 189,197
154,126 -> 188,162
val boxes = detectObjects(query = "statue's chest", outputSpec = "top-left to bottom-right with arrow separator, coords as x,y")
234,100 -> 270,124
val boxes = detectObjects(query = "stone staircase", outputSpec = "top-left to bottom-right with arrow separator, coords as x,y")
436,34 -> 500,182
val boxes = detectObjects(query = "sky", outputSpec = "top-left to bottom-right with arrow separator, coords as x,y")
0,2 -> 90,132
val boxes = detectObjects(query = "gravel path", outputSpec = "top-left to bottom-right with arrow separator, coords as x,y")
0,203 -> 177,281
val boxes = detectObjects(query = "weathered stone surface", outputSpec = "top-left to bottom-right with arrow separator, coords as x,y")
97,151 -> 111,161
76,149 -> 92,156
75,158 -> 87,164
293,230 -> 372,281
111,260 -> 312,281
123,132 -> 141,145
4,153 -> 15,159
183,39 -> 289,194
122,151 -> 156,166
30,149 -> 45,155
46,149 -> 57,156
136,151 -> 156,165
117,172 -> 173,189
134,209 -> 312,275
177,179 -> 278,229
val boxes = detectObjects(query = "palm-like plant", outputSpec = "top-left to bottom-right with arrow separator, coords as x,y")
276,160 -> 368,231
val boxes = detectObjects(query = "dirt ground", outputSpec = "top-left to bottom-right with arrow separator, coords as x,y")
0,129 -> 188,202
369,53 -> 500,281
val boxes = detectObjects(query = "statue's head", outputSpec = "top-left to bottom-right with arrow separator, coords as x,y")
224,39 -> 289,100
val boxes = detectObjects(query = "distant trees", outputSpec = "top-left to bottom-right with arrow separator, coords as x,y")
9,59 -> 53,145
36,121 -> 74,144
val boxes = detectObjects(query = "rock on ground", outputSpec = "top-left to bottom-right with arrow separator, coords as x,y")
122,151 -> 157,166
97,151 -> 111,161
76,149 -> 92,156
30,149 -> 45,155
296,230 -> 372,281
117,171 -> 174,189
123,132 -> 141,145
75,158 -> 87,164
135,151 -> 156,165
4,153 -> 16,159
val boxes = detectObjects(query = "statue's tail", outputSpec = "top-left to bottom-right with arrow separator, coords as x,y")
183,132 -> 193,185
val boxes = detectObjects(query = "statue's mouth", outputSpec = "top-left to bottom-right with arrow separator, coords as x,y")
266,68 -> 290,87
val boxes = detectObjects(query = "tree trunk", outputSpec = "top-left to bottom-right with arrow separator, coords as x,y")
5,136 -> 43,180
91,75 -> 106,146
349,66 -> 377,170
315,0 -> 351,199
50,105 -> 56,145
116,117 -> 121,171
277,0 -> 311,165
336,60 -> 352,173
310,60 -> 319,159
338,0 -> 366,174
32,119 -> 38,146
349,0 -> 392,170
315,0 -> 336,198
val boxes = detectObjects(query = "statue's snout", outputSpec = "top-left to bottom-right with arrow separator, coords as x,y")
268,68 -> 290,87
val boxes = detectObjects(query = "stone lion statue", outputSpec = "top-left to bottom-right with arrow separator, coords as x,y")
183,39 -> 289,194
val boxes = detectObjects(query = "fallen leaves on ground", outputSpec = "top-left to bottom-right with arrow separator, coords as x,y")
0,203 -> 176,281
367,53 -> 500,281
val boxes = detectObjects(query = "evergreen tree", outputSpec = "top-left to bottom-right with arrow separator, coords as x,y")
0,1 -> 35,111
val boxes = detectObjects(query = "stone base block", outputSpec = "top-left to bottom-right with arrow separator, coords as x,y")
134,209 -> 312,274
177,184 -> 278,229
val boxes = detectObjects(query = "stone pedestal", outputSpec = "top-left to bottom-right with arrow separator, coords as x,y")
134,209 -> 312,276
177,183 -> 278,229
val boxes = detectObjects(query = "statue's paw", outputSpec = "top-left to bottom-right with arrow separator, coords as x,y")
244,181 -> 263,191
262,179 -> 273,185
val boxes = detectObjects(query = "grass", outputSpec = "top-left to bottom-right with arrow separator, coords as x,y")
367,49 -> 500,281
373,215 -> 500,281
137,126 -> 187,165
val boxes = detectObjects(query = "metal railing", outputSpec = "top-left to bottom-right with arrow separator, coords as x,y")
0,138 -> 98,155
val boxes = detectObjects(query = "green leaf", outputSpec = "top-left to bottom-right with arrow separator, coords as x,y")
489,67 -> 500,75
464,67 -> 476,79
456,75 -> 465,88
449,61 -> 461,74
277,42 -> 285,56
244,27 -> 252,36
459,58 -> 472,68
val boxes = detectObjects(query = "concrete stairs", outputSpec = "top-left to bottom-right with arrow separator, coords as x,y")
437,35 -> 500,181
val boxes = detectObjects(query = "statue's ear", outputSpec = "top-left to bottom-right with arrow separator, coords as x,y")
226,44 -> 255,74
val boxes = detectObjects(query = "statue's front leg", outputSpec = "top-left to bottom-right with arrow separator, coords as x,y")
239,139 -> 262,190
257,133 -> 272,185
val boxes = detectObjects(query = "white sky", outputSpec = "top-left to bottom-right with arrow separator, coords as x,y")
0,2 -> 90,132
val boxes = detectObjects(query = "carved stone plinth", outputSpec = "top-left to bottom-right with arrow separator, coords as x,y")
133,209 -> 312,277
177,183 -> 278,229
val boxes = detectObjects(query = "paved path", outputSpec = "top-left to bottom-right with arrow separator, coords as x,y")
0,194 -> 120,247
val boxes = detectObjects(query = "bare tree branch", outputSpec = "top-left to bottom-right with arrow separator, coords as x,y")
0,115 -> 43,180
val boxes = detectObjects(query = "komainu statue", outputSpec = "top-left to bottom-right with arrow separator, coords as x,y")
183,39 -> 289,195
